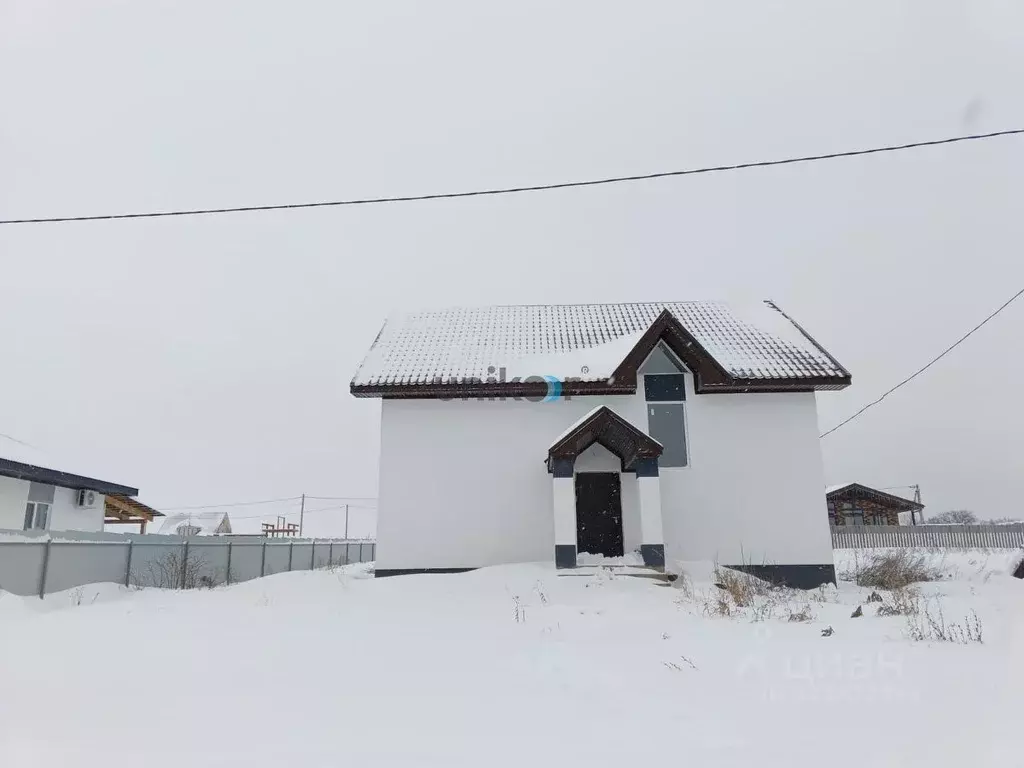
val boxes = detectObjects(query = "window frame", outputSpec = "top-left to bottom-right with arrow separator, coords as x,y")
843,509 -> 864,527
643,372 -> 690,469
23,501 -> 51,531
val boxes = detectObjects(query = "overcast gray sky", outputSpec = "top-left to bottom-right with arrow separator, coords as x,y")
2,0 -> 1023,529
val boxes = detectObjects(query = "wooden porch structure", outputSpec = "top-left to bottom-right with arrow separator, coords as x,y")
104,494 -> 164,534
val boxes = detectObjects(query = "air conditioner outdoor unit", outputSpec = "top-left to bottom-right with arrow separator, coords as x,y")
76,489 -> 96,507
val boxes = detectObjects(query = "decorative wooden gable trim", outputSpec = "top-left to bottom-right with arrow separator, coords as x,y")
547,406 -> 663,472
610,309 -> 850,394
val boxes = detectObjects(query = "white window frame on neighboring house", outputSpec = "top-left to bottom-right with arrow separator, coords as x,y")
24,482 -> 55,531
843,508 -> 865,526
24,501 -> 51,530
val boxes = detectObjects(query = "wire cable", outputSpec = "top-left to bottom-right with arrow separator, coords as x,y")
820,286 -> 1024,438
158,496 -> 302,512
2,128 -> 1022,225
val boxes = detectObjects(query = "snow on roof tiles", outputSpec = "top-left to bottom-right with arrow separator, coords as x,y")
352,301 -> 846,387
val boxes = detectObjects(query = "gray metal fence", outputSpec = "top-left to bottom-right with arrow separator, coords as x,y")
831,524 -> 1024,550
0,530 -> 376,598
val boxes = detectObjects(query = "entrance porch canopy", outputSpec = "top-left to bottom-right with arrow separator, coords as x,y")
547,406 -> 666,570
547,406 -> 663,475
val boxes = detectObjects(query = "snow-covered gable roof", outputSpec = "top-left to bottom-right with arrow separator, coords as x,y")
0,436 -> 139,496
825,483 -> 923,511
156,511 -> 232,536
351,300 -> 850,396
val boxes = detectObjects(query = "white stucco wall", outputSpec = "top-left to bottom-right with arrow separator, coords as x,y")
0,476 -> 30,530
0,477 -> 105,533
375,369 -> 834,572
49,487 -> 105,532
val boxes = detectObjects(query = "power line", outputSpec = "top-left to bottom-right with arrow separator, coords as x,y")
159,496 -> 302,512
169,503 -> 377,523
820,286 -> 1024,438
0,431 -> 39,449
157,499 -> 376,518
3,128 -> 1022,226
159,497 -> 376,512
304,495 -> 378,502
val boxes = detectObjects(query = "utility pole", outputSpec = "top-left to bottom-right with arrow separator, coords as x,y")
911,484 -> 922,525
344,504 -> 349,540
298,493 -> 306,537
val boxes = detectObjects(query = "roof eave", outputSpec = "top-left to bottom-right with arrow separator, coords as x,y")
350,380 -> 636,400
699,374 -> 852,394
0,458 -> 139,497
350,374 -> 851,399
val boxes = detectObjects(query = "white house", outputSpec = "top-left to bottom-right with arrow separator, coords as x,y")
351,301 -> 851,588
156,510 -> 233,536
0,437 -> 143,533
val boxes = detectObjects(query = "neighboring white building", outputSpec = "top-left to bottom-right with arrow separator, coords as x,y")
156,510 -> 233,536
0,438 -> 141,534
351,300 -> 852,588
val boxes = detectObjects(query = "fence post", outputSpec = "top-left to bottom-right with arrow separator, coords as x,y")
124,540 -> 134,588
181,539 -> 190,589
328,541 -> 334,568
311,539 -> 316,570
38,539 -> 52,599
226,541 -> 233,585
288,540 -> 294,571
260,540 -> 267,577
358,541 -> 364,563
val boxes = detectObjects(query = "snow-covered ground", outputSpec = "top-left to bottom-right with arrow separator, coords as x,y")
1,551 -> 1023,767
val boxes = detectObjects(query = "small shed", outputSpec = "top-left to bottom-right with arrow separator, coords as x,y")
826,483 -> 924,526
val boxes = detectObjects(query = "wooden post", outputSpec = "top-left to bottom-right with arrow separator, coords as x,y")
260,540 -> 267,577
328,541 -> 334,568
299,493 -> 306,537
38,539 -> 52,600
181,540 -> 189,589
226,541 -> 233,585
310,539 -> 316,570
288,540 -> 294,571
124,540 -> 134,588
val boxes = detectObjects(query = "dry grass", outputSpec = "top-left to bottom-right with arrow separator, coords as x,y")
786,604 -> 815,623
713,565 -> 782,607
844,550 -> 942,590
697,565 -> 819,623
875,586 -> 922,617
906,601 -> 983,644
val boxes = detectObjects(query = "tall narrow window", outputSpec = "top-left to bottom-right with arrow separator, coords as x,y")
644,372 -> 688,467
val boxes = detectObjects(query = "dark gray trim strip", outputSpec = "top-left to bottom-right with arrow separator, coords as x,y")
374,568 -> 475,578
635,458 -> 659,477
549,458 -> 575,478
0,458 -> 138,497
723,563 -> 837,590
640,544 -> 665,567
555,545 -> 577,569
643,373 -> 686,401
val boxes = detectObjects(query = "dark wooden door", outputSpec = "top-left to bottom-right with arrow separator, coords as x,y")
574,472 -> 624,557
